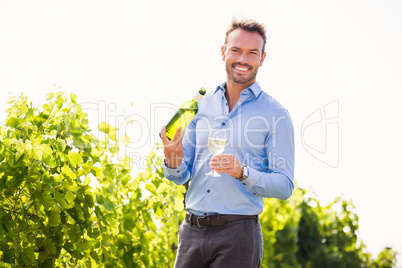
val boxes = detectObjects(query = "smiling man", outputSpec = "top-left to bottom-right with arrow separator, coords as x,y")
161,18 -> 295,268
223,27 -> 266,96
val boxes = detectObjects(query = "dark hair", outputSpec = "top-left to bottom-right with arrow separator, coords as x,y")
224,18 -> 267,55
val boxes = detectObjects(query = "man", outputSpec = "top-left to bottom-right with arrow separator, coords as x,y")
160,18 -> 295,268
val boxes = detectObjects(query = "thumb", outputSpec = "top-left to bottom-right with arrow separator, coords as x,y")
160,126 -> 170,145
171,127 -> 184,145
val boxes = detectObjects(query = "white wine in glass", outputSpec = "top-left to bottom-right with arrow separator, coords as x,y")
206,129 -> 227,177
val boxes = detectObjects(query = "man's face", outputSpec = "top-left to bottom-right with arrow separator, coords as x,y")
222,29 -> 266,87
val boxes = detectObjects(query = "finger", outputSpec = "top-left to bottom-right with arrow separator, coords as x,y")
177,127 -> 186,143
171,127 -> 183,145
160,126 -> 170,145
210,155 -> 233,165
211,167 -> 232,174
209,158 -> 232,169
211,154 -> 231,160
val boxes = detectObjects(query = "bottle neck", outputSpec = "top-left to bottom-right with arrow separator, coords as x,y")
193,92 -> 204,103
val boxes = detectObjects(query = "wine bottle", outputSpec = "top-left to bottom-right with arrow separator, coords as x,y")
161,88 -> 207,140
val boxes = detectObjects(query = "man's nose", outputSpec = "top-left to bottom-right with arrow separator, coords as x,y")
237,52 -> 248,63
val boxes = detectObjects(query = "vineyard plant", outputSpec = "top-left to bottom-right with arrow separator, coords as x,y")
0,93 -> 397,267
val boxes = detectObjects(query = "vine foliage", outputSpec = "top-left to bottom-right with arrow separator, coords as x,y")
0,92 -> 397,267
0,93 -> 185,267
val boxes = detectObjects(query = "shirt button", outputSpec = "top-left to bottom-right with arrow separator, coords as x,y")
207,190 -> 210,193
222,122 -> 225,126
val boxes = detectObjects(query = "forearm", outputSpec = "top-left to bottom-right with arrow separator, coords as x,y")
241,109 -> 295,200
240,168 -> 294,200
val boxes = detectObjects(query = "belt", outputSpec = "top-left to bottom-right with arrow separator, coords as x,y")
185,212 -> 258,227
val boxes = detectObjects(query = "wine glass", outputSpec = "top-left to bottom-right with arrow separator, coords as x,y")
205,129 -> 227,177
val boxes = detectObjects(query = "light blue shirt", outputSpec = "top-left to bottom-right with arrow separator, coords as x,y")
164,82 -> 295,216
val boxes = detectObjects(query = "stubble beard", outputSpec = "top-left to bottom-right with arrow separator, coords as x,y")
225,63 -> 259,85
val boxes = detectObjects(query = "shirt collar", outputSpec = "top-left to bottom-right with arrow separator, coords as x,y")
214,81 -> 262,98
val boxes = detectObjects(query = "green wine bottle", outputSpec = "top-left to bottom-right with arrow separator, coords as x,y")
162,88 -> 207,140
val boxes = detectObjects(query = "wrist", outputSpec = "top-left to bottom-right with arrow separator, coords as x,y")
165,158 -> 180,169
235,165 -> 249,181
238,168 -> 243,179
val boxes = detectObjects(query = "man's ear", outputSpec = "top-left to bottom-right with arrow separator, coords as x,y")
259,52 -> 267,66
221,46 -> 226,61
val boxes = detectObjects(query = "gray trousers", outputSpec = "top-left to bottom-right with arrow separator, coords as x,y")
174,217 -> 263,268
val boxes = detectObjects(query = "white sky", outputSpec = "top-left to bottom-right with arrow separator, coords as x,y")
1,0 -> 402,265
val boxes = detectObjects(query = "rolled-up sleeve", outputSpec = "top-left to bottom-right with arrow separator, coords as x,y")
240,109 -> 295,200
164,160 -> 190,185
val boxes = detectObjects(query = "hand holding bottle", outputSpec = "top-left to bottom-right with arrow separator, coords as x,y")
160,88 -> 206,141
160,126 -> 185,169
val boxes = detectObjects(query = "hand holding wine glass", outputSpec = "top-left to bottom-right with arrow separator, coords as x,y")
206,129 -> 227,177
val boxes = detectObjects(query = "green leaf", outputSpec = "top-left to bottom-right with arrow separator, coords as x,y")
116,233 -> 131,245
87,228 -> 100,239
91,166 -> 101,178
20,232 -> 29,242
0,244 -> 13,264
70,92 -> 78,104
85,194 -> 94,207
100,235 -> 111,248
145,183 -> 157,195
73,104 -> 85,120
54,191 -> 74,209
156,182 -> 169,194
68,151 -> 83,167
7,96 -> 15,103
42,102 -> 55,115
21,247 -> 35,266
67,225 -> 81,243
98,122 -> 118,141
39,190 -> 54,210
55,95 -> 66,109
123,214 -> 135,230
5,116 -> 21,127
119,156 -> 131,170
5,175 -> 24,195
46,240 -> 57,255
91,147 -> 102,157
62,179 -> 78,192
64,190 -> 76,204
49,207 -> 61,227
32,143 -> 44,160
173,195 -> 184,211
77,240 -> 91,252
61,165 -> 76,180
42,144 -> 53,155
63,241 -> 75,252
121,133 -> 131,147
49,129 -> 58,137
20,103 -> 28,115
43,154 -> 57,168
46,92 -> 55,101
103,198 -> 116,211
56,139 -> 66,152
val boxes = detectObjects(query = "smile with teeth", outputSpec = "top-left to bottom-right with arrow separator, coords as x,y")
233,65 -> 250,72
